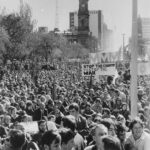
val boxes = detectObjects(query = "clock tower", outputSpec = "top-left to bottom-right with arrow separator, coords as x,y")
78,0 -> 90,46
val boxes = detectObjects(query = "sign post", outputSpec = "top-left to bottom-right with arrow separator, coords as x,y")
130,0 -> 138,118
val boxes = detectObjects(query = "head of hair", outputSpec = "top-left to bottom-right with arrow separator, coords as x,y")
61,115 -> 76,132
0,103 -> 5,113
103,108 -> 111,116
107,76 -> 113,85
90,124 -> 108,137
102,118 -> 116,131
9,129 -> 26,149
95,98 -> 101,103
116,124 -> 126,137
138,108 -> 144,115
8,106 -> 16,112
69,103 -> 79,112
144,106 -> 150,112
48,115 -> 56,120
86,102 -> 91,107
102,135 -> 121,150
129,117 -> 143,130
41,130 -> 61,147
117,114 -> 125,122
118,71 -> 122,76
59,128 -> 75,145
26,101 -> 33,107
38,120 -> 46,126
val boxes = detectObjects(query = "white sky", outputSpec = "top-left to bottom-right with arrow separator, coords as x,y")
0,0 -> 150,50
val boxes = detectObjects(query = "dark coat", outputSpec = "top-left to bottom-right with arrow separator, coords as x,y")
33,108 -> 48,121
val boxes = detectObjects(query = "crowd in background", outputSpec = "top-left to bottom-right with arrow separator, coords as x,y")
0,60 -> 149,150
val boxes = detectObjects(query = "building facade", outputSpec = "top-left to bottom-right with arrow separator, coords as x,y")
103,23 -> 114,52
69,10 -> 103,50
77,0 -> 90,46
138,17 -> 150,58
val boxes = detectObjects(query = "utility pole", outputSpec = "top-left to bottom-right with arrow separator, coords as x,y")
130,0 -> 138,118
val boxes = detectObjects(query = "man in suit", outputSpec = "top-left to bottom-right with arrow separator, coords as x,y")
33,102 -> 48,121
69,103 -> 88,137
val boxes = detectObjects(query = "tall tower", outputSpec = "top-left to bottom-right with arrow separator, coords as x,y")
78,0 -> 90,46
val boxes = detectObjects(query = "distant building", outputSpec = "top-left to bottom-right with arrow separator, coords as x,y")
38,27 -> 48,34
77,0 -> 90,47
69,10 -> 103,50
103,23 -> 114,51
138,17 -> 150,58
140,18 -> 150,39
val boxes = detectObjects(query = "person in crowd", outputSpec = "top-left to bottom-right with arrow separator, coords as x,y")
55,100 -> 67,115
83,102 -> 95,117
2,115 -> 11,129
120,103 -> 130,121
3,129 -> 26,150
86,115 -> 96,129
0,123 -> 7,138
46,100 -> 55,114
33,120 -> 47,149
26,101 -> 34,117
125,117 -> 150,150
8,106 -> 21,123
59,128 -> 75,150
101,135 -> 122,150
52,108 -> 64,125
85,124 -> 108,150
69,103 -> 88,136
80,95 -> 88,112
143,106 -> 150,130
102,119 -> 116,136
92,98 -> 103,114
102,108 -> 111,119
41,130 -> 61,150
0,104 -> 6,116
117,115 -> 127,128
61,115 -> 85,150
116,124 -> 127,150
113,97 -> 123,112
102,92 -> 112,110
33,102 -> 48,121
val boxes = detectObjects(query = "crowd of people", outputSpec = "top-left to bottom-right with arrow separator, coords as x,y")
0,60 -> 149,150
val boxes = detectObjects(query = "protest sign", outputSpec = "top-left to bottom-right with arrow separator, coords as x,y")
82,63 -> 116,77
20,121 -> 39,134
19,121 -> 57,134
82,64 -> 96,76
95,63 -> 116,76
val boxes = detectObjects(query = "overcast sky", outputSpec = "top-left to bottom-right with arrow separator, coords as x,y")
0,0 -> 150,50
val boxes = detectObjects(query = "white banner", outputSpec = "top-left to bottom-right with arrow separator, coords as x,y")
89,52 -> 120,64
20,121 -> 39,134
95,64 -> 116,76
82,63 -> 116,77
